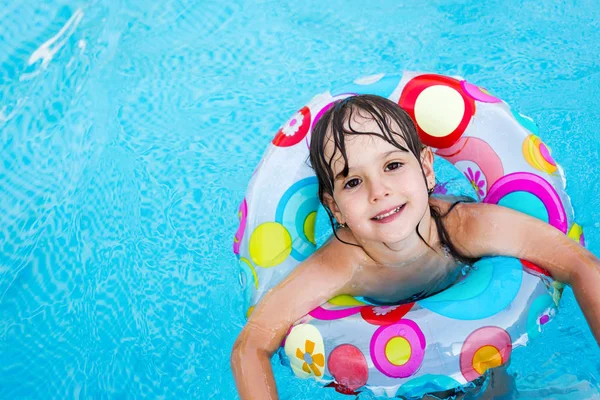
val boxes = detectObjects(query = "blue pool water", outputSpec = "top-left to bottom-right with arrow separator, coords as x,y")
1,0 -> 599,398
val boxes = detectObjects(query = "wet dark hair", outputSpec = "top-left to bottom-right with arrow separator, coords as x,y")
308,94 -> 479,266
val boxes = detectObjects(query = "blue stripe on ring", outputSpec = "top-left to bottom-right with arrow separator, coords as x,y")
275,177 -> 319,262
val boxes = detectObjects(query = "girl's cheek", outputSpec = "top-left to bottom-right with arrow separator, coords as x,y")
347,211 -> 364,222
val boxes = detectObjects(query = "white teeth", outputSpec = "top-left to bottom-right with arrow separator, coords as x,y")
374,206 -> 402,220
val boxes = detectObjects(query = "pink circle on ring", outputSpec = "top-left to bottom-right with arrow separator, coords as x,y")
306,95 -> 355,149
459,326 -> 512,382
483,172 -> 568,234
311,102 -> 336,132
233,199 -> 248,254
370,319 -> 426,378
460,81 -> 501,103
539,143 -> 556,166
309,305 -> 362,320
435,137 -> 504,190
306,102 -> 335,149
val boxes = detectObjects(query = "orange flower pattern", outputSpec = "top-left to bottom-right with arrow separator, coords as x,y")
295,339 -> 325,377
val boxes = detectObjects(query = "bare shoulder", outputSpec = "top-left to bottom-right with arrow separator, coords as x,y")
436,200 -> 566,261
446,200 -> 534,234
428,195 -> 476,228
316,228 -> 366,273
428,197 -> 514,256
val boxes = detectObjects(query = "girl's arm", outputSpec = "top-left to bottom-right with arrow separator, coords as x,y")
451,202 -> 600,344
231,239 -> 356,399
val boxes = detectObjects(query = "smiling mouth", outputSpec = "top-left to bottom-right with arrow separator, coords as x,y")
372,204 -> 405,220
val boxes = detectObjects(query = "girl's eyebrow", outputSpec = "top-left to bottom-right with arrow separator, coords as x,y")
381,149 -> 407,158
334,149 -> 407,181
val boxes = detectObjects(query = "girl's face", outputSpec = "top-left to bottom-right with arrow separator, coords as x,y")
323,114 -> 435,247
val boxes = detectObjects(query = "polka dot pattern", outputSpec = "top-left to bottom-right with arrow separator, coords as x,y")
568,222 -> 586,246
415,86 -> 465,137
327,295 -> 366,307
484,172 -> 568,233
248,222 -> 292,267
284,324 -> 326,380
461,81 -> 501,103
435,136 -> 504,197
303,211 -> 316,245
521,259 -> 551,277
307,95 -> 353,149
399,74 -> 475,148
386,337 -> 412,365
460,327 -> 512,381
327,344 -> 369,392
275,177 -> 319,262
360,302 -> 414,325
522,135 -> 557,174
273,106 -> 312,147
240,71 -> 576,394
370,320 -> 425,378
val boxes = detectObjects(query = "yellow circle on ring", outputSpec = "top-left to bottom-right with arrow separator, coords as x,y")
414,85 -> 465,138
328,294 -> 366,306
249,222 -> 292,267
304,211 -> 317,245
522,135 -> 557,174
385,337 -> 412,366
568,223 -> 583,242
472,345 -> 503,375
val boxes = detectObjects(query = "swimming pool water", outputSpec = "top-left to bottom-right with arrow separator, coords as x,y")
1,0 -> 599,398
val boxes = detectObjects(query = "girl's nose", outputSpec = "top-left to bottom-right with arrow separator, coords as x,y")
369,180 -> 390,203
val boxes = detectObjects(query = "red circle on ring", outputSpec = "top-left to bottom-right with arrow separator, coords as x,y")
399,74 -> 475,149
360,302 -> 414,325
327,344 -> 369,391
520,259 -> 551,277
272,106 -> 311,147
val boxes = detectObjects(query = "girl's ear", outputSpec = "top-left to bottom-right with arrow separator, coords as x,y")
323,193 -> 345,225
420,147 -> 436,191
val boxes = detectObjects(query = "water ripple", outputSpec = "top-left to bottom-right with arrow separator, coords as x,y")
1,0 -> 599,398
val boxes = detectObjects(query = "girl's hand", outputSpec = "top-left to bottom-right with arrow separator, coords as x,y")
451,202 -> 600,344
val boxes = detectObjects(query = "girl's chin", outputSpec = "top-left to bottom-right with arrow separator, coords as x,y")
382,237 -> 409,250
379,228 -> 419,248
352,226 -> 413,247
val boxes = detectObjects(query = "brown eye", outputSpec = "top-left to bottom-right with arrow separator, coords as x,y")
344,178 -> 361,189
385,162 -> 403,171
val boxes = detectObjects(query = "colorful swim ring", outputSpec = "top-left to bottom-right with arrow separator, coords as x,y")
233,72 -> 581,398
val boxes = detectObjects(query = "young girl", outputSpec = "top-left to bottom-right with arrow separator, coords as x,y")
231,95 -> 600,399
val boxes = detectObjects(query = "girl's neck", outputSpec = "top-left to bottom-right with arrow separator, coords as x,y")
357,206 -> 439,267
